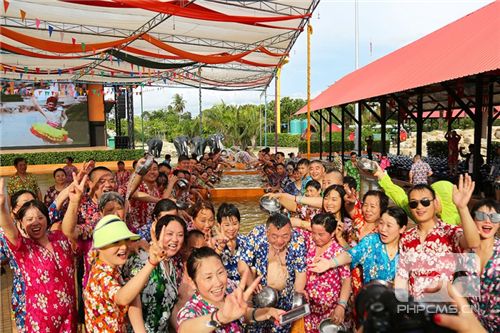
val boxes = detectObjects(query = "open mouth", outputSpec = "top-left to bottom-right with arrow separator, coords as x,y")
481,225 -> 493,233
30,226 -> 42,233
211,286 -> 224,298
116,250 -> 128,260
167,243 -> 179,251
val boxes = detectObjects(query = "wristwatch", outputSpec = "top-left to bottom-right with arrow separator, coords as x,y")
207,310 -> 222,329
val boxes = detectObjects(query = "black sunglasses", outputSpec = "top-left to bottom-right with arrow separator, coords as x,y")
408,198 -> 432,209
474,211 -> 500,223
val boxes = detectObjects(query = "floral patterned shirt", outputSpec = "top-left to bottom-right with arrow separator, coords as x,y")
7,173 -> 40,197
84,258 -> 128,333
283,181 -> 301,196
410,160 -> 432,185
241,224 -> 307,333
63,165 -> 78,184
344,161 -> 360,191
6,231 -> 76,333
122,250 -> 183,333
397,219 -> 463,298
177,282 -> 242,332
115,170 -> 132,188
348,233 -> 399,283
220,234 -> 248,283
0,230 -> 26,332
44,185 -> 68,223
469,238 -> 500,333
299,229 -> 350,333
129,182 -> 160,233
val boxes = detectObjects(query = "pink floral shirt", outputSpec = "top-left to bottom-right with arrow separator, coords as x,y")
7,231 -> 77,332
300,230 -> 350,333
397,219 -> 463,298
129,182 -> 160,233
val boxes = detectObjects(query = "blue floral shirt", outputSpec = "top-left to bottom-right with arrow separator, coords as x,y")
0,231 -> 26,332
348,233 -> 398,284
241,225 -> 307,333
220,234 -> 247,284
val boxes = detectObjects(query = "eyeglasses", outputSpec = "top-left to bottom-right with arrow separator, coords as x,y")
474,211 -> 500,223
408,198 -> 432,209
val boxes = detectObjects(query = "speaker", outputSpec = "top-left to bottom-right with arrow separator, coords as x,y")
116,94 -> 126,119
115,136 -> 130,149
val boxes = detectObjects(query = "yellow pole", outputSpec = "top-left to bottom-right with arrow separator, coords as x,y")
307,24 -> 313,159
276,66 -> 281,134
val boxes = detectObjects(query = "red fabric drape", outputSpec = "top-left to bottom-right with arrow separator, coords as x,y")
0,26 -> 141,53
62,0 -> 309,25
0,42 -> 84,59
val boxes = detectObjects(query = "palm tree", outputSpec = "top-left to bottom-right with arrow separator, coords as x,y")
171,93 -> 186,114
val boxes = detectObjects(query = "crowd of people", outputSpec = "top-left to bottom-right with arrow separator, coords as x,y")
0,147 -> 498,333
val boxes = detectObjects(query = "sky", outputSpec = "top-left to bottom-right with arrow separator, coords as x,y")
132,0 -> 492,115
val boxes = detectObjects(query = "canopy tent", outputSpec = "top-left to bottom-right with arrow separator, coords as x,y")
1,0 -> 319,90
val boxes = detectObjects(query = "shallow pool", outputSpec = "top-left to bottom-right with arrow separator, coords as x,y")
215,174 -> 264,189
212,198 -> 267,234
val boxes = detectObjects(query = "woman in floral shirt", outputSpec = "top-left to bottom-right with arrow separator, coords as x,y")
177,247 -> 284,333
299,213 -> 351,333
0,179 -> 77,332
466,199 -> 500,333
43,168 -> 69,221
122,215 -> 187,333
213,203 -> 248,284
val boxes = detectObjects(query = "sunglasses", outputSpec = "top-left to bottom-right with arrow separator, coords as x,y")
408,198 -> 432,209
474,211 -> 500,223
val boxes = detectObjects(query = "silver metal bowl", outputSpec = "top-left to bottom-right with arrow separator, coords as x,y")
253,286 -> 279,308
291,291 -> 307,308
176,178 -> 189,189
356,158 -> 377,173
319,319 -> 347,333
259,196 -> 281,214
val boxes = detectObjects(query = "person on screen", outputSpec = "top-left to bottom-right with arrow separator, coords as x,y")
30,95 -> 73,144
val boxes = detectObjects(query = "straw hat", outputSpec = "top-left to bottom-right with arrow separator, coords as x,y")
93,215 -> 140,249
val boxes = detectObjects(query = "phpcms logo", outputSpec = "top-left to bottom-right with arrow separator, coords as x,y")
394,252 -> 481,303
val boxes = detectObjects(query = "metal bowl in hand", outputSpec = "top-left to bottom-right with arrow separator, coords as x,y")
319,319 -> 347,333
292,291 -> 307,308
259,196 -> 281,214
356,158 -> 377,173
253,286 -> 279,308
175,200 -> 189,210
176,178 -> 189,189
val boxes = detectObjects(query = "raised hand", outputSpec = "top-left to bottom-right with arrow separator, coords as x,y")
452,174 -> 475,209
218,272 -> 263,324
149,225 -> 167,265
0,178 -> 6,208
308,257 -> 333,274
68,174 -> 88,203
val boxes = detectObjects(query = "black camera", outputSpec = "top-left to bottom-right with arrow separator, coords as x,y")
355,281 -> 456,333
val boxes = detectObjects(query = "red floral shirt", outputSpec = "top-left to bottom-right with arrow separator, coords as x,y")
397,219 -> 463,298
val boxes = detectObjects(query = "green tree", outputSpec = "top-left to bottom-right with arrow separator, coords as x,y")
170,93 -> 186,114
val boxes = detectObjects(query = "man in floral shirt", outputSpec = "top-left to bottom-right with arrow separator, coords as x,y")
240,213 -> 307,333
395,179 -> 480,299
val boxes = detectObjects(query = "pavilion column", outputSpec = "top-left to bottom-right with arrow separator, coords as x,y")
486,78 -> 494,163
380,98 -> 387,155
328,107 -> 333,161
357,102 -> 362,156
88,83 -> 106,146
473,76 -> 484,180
416,92 -> 424,156
341,105 -> 346,166
319,110 -> 323,160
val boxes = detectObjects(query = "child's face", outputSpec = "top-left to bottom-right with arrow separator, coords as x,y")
47,101 -> 57,111
99,239 -> 130,267
305,186 -> 321,197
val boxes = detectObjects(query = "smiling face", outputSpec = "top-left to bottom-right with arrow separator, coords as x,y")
220,215 -> 240,240
267,223 -> 292,252
20,207 -> 48,240
378,212 -> 405,244
193,208 -> 215,236
408,188 -> 436,224
54,170 -> 67,186
323,189 -> 342,214
297,164 -> 309,178
309,162 -> 325,181
474,205 -> 499,239
91,170 -> 117,198
144,163 -> 159,183
305,185 -> 321,197
99,239 -> 130,267
160,220 -> 185,258
362,195 -> 382,224
193,256 -> 228,303
15,160 -> 28,175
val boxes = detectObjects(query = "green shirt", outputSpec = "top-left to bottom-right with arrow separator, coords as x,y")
378,173 -> 460,225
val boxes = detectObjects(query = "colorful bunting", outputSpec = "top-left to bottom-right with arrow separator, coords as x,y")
48,25 -> 54,37
81,42 -> 86,52
20,9 -> 26,21
3,0 -> 9,13
71,37 -> 76,45
35,18 -> 40,29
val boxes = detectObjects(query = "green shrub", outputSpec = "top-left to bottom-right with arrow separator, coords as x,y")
298,141 -> 355,153
263,133 -> 301,147
427,141 -> 448,158
1,149 -> 144,166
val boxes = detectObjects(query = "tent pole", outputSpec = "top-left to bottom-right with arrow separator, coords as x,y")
341,105 -> 346,167
486,78 -> 494,163
319,110 -> 323,160
357,102 -> 362,156
416,92 -> 423,156
381,98 -> 387,155
307,24 -> 313,160
473,76 -> 483,182
264,90 -> 268,147
141,86 -> 145,150
329,107 -> 333,161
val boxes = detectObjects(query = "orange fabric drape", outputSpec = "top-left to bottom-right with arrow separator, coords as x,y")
0,42 -> 84,59
0,26 -> 141,53
141,33 -> 257,64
